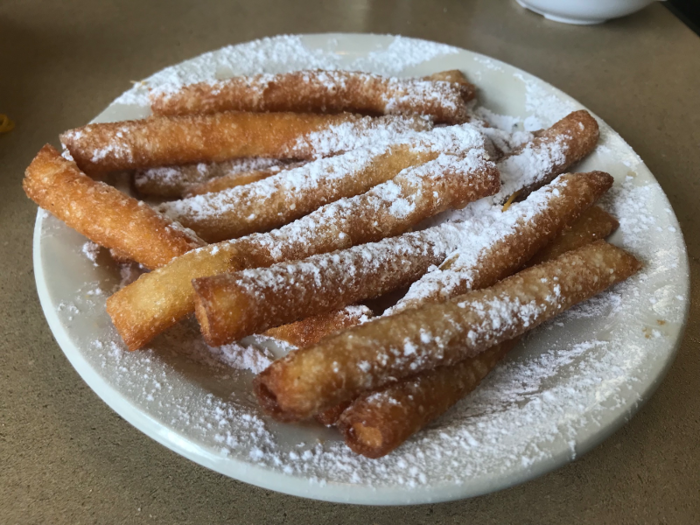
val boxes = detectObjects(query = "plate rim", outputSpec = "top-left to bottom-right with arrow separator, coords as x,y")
32,32 -> 691,505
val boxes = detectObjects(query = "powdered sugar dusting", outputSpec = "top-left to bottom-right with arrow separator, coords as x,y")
497,135 -> 567,198
38,36 -> 689,500
232,149 -> 493,264
115,35 -> 461,108
156,146 -> 386,222
515,73 -> 578,127
289,115 -> 432,159
211,342 -> 273,374
351,36 -> 459,75
388,176 -> 573,313
134,158 -> 286,196
81,241 -> 101,265
156,123 -> 486,227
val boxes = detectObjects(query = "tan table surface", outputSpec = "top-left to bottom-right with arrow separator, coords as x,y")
1,1 -> 699,523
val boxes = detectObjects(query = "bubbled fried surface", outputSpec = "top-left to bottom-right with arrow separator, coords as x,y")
23,145 -> 204,270
255,241 -> 641,421
151,70 -> 475,123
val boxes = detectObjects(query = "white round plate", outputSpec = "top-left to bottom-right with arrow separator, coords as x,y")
34,34 -> 690,505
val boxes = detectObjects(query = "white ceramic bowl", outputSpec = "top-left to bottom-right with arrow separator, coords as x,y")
516,0 -> 662,25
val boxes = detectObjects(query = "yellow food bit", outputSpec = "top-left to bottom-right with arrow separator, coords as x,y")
439,252 -> 459,271
501,190 -> 521,212
0,114 -> 15,134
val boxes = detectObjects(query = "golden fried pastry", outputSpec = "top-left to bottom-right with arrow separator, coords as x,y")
60,112 -> 429,174
23,145 -> 204,270
193,172 -> 611,345
134,158 -> 288,199
254,241 -> 641,421
192,151 -> 499,343
150,70 -> 475,124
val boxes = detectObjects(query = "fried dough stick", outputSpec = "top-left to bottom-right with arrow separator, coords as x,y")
266,204 -> 618,353
497,109 -> 598,202
337,339 -> 519,457
156,146 -> 434,243
109,223 -> 433,351
220,150 -> 498,268
107,243 -> 239,349
134,158 -> 288,199
528,205 -> 618,265
192,172 -> 611,345
334,210 -> 620,457
155,123 -> 483,242
184,162 -> 306,197
150,70 -> 475,124
106,126 -> 486,350
425,69 -> 471,86
388,177 -> 614,314
142,74 -> 473,199
264,305 -> 374,349
23,145 -> 204,269
193,152 -> 500,344
254,110 -> 600,346
254,241 -> 642,421
60,112 -> 429,174
105,112 -> 591,349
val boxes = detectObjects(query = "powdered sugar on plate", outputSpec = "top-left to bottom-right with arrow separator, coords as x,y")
515,73 -> 579,127
36,35 -> 689,503
350,36 -> 460,75
81,241 -> 101,265
116,35 -> 461,108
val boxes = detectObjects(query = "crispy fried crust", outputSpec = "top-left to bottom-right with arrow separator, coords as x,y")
332,209 -> 620,458
337,340 -> 517,458
134,158 -> 287,198
156,144 -> 441,243
315,401 -> 354,428
233,152 -> 498,268
109,248 -> 134,264
192,155 -> 500,344
105,145 -> 444,350
104,113 -> 592,350
195,232 -> 441,347
433,68 -> 470,97
107,146 -> 477,350
106,243 -> 240,350
23,145 -> 203,270
271,206 -> 618,359
150,70 -> 475,124
312,204 -> 619,432
60,112 -> 412,174
184,163 -> 306,197
183,168 -> 281,196
254,241 -> 642,421
528,205 -> 618,265
264,305 -> 373,349
501,109 -> 599,202
389,171 -> 614,314
193,172 -> 610,346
